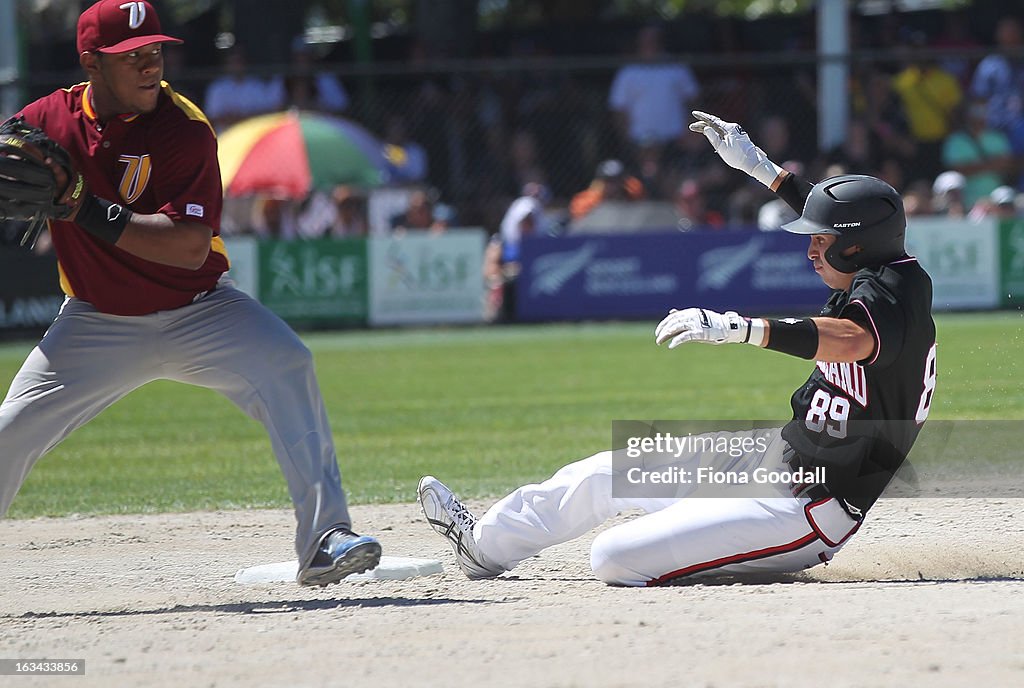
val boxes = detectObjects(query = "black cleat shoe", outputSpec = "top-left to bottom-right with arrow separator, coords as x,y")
297,528 -> 382,587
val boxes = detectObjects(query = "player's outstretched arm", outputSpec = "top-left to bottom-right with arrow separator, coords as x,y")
689,111 -> 787,190
689,110 -> 814,214
655,307 -> 875,363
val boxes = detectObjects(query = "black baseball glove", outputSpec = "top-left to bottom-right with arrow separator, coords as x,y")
0,115 -> 87,248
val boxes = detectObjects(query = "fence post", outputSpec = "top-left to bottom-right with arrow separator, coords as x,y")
818,0 -> 849,152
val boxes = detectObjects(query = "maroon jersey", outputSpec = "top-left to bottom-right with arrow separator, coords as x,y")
19,82 -> 229,315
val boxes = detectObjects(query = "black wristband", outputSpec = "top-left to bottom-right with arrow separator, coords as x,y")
75,193 -> 132,244
775,173 -> 814,216
764,317 -> 819,359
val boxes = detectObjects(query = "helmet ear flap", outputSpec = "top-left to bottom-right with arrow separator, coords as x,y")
824,242 -> 860,274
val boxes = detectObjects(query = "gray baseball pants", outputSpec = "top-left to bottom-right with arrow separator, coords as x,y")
0,279 -> 350,570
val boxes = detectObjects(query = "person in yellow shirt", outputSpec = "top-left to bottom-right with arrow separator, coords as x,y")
891,43 -> 963,180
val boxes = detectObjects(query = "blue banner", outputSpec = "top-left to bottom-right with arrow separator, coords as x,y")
516,231 -> 830,321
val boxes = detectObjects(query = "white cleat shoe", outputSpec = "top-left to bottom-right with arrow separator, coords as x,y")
418,476 -> 503,580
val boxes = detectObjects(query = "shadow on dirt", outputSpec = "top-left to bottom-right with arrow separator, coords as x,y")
7,595 -> 511,619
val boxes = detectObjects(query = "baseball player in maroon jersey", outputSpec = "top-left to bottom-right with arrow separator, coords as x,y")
0,0 -> 380,587
419,111 -> 936,585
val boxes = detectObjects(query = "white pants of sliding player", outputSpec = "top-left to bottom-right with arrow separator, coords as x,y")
473,427 -> 861,586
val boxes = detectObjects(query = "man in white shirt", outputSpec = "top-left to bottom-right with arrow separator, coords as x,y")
204,46 -> 284,132
608,26 -> 700,152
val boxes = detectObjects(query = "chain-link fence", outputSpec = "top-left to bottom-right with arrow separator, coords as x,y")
196,53 -> 831,235
177,46 -> 1017,238
7,43 -> 1023,242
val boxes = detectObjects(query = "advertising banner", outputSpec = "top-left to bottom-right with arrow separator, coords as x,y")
998,218 -> 1024,308
368,229 -> 486,325
257,238 -> 368,324
516,231 -> 829,321
221,235 -> 259,297
906,217 -> 999,310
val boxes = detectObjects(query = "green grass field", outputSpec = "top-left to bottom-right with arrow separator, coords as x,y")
2,312 -> 1022,518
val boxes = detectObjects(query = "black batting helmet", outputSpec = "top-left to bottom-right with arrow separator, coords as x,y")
782,174 -> 906,273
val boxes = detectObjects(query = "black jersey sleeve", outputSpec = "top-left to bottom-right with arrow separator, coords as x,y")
838,268 -> 906,369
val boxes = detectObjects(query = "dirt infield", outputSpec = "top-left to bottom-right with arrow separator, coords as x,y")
1,498 -> 1021,688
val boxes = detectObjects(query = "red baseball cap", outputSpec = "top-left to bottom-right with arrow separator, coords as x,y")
77,0 -> 183,54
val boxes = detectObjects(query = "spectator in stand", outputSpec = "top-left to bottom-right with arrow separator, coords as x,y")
391,189 -> 449,234
674,179 -> 724,231
901,179 -> 935,217
857,68 -> 918,169
970,17 -> 1024,137
328,186 -> 369,237
204,46 -> 284,132
569,159 -> 645,222
219,196 -> 253,237
608,25 -> 700,173
970,17 -> 1024,190
485,183 -> 551,323
482,236 -> 507,323
250,196 -> 299,239
876,157 -> 907,196
932,171 -> 968,217
507,129 -> 548,198
970,185 -> 1021,221
942,100 -> 1015,209
821,119 -> 878,176
499,183 -> 550,264
992,186 -> 1021,218
668,116 -> 736,211
725,186 -> 761,228
990,186 -> 1021,219
298,185 -> 369,239
432,203 -> 457,232
635,143 -> 670,200
754,115 -> 794,167
891,34 -> 963,181
382,115 -> 429,184
283,38 -> 350,115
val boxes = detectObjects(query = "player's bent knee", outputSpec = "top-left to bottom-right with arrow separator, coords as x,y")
271,336 -> 314,372
590,530 -> 648,587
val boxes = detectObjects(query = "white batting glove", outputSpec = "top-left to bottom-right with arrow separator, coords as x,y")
689,111 -> 785,189
655,307 -> 753,349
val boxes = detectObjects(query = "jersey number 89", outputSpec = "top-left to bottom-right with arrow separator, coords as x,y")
804,342 -> 938,438
805,389 -> 850,438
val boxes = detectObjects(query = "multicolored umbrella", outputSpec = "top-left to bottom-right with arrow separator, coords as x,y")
218,111 -> 390,198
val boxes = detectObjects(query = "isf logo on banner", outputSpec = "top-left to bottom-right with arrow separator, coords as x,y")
259,239 -> 368,322
368,230 -> 486,325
